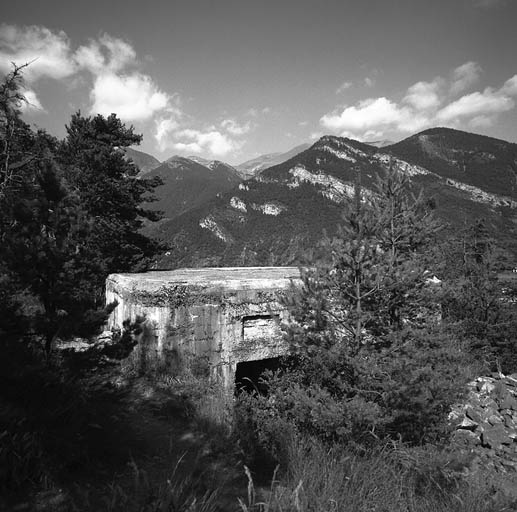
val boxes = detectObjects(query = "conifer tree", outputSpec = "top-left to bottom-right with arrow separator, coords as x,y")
441,220 -> 517,373
59,112 -> 163,299
256,162 -> 468,446
0,67 -> 161,351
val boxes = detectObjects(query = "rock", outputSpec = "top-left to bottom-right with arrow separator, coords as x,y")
500,460 -> 517,472
507,429 -> 517,440
500,394 -> 517,410
482,425 -> 511,450
454,429 -> 480,447
448,405 -> 465,422
479,381 -> 496,394
487,414 -> 504,425
466,407 -> 484,424
458,417 -> 478,430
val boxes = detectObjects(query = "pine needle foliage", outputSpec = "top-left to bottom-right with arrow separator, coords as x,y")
243,163 -> 471,449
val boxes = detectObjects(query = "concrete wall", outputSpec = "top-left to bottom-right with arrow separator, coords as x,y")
106,267 -> 301,387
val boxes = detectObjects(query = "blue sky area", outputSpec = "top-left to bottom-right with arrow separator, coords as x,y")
1,0 -> 516,163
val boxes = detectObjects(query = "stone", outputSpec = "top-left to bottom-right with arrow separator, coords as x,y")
482,425 -> 511,450
466,407 -> 484,424
453,429 -> 479,447
500,394 -> 517,410
488,414 -> 504,426
500,460 -> 517,472
106,267 -> 302,388
457,417 -> 478,430
480,381 -> 496,394
507,429 -> 517,440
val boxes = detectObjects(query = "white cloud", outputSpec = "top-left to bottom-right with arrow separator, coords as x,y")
364,77 -> 375,88
1,24 -> 252,159
154,117 -> 180,152
246,106 -> 271,117
0,25 -> 166,120
403,79 -> 443,110
450,61 -> 482,95
299,120 -> 309,127
89,73 -> 170,121
501,75 -> 517,95
0,24 -> 76,80
221,118 -> 252,136
320,62 -> 517,141
336,81 -> 352,94
321,97 -> 408,133
75,34 -> 136,74
173,129 -> 242,157
436,88 -> 514,122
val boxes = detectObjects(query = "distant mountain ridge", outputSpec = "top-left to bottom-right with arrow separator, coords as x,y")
142,155 -> 242,225
124,147 -> 161,175
147,128 -> 517,269
365,139 -> 394,148
236,143 -> 311,178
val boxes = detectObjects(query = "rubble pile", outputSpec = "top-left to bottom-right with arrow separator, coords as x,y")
450,374 -> 517,473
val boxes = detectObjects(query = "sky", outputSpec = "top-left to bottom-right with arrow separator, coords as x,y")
1,0 -> 516,164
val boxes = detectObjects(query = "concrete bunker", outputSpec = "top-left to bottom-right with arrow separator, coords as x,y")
106,267 -> 301,388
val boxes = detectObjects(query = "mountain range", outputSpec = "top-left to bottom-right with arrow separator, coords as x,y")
235,143 -> 311,178
125,144 -> 315,225
141,155 -> 242,224
143,128 -> 517,269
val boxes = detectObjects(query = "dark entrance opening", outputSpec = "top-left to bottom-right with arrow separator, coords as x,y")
235,357 -> 281,395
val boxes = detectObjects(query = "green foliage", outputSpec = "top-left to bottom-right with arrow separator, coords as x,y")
0,65 -> 162,349
239,164 -> 470,452
440,220 -> 517,373
59,112 -> 163,278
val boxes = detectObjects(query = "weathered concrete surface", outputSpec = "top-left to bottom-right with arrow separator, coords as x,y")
106,267 -> 301,387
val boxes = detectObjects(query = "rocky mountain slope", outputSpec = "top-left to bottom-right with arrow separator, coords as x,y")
124,147 -> 161,175
236,143 -> 311,178
148,128 -> 517,269
143,155 -> 242,224
385,127 -> 517,198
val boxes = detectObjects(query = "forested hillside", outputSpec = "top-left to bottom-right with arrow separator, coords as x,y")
150,131 -> 517,269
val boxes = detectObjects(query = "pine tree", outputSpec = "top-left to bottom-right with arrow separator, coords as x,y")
59,112 -> 163,297
0,68 -> 160,352
441,220 -> 517,373
256,162 -> 469,447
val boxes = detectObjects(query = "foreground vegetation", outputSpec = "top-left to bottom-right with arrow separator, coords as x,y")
2,64 -> 517,510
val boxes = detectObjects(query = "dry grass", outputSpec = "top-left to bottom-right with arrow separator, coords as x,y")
237,437 -> 516,512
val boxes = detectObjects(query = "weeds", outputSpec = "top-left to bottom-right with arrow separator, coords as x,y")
234,436 -> 516,512
103,457 -> 220,512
